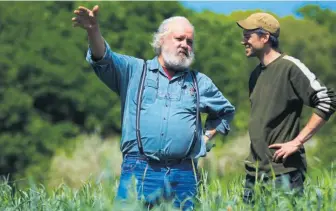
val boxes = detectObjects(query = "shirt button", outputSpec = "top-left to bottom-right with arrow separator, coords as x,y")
164,118 -> 166,120
161,133 -> 164,136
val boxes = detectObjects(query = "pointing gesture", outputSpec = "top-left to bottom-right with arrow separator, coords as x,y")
72,5 -> 99,30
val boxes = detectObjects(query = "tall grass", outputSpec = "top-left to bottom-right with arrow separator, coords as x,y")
1,167 -> 336,211
1,135 -> 334,210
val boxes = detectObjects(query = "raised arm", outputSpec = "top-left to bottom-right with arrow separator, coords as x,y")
72,5 -> 105,60
72,5 -> 143,99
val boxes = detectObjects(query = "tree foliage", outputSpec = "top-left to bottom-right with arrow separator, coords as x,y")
0,1 -> 335,181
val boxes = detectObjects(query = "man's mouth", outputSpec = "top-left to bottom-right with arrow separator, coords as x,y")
241,41 -> 251,49
178,50 -> 188,57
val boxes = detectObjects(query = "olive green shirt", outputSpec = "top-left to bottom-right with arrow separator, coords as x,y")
246,54 -> 335,176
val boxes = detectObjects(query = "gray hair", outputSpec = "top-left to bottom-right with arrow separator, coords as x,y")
151,16 -> 195,56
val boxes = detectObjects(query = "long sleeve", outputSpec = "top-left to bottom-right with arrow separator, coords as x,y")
86,40 -> 143,98
199,74 -> 236,135
287,56 -> 336,120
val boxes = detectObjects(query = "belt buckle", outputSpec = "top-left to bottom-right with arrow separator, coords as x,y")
165,159 -> 174,166
164,158 -> 181,166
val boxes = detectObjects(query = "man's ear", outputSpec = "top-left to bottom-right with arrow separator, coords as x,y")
262,33 -> 270,44
160,36 -> 166,46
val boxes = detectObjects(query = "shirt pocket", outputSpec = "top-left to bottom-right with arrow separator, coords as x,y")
168,87 -> 182,101
179,83 -> 197,113
133,79 -> 158,106
143,79 -> 158,105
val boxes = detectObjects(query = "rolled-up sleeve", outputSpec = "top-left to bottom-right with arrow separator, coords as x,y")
86,40 -> 142,98
200,75 -> 236,135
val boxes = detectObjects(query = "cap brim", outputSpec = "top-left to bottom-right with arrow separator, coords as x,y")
236,20 -> 259,30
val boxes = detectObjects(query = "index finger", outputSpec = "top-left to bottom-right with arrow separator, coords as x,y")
78,6 -> 90,13
73,9 -> 86,16
269,143 -> 282,149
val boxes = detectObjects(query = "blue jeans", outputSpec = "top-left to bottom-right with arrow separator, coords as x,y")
116,153 -> 198,210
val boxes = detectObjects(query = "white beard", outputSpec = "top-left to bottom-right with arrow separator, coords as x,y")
161,47 -> 195,71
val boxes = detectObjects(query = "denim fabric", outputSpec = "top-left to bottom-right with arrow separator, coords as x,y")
86,41 -> 235,160
116,154 -> 198,210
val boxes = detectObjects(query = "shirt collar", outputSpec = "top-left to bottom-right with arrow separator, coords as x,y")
148,56 -> 160,71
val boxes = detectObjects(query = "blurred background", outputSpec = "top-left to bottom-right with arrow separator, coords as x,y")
0,1 -> 335,189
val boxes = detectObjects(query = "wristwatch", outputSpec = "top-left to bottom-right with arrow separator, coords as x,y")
204,130 -> 212,139
204,130 -> 216,152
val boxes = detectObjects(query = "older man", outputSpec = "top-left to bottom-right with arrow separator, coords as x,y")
73,5 -> 235,210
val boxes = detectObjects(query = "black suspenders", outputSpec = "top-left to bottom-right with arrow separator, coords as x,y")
135,61 -> 200,159
135,62 -> 147,155
185,70 -> 200,158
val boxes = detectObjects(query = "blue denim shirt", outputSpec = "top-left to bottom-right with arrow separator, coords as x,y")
86,41 -> 235,160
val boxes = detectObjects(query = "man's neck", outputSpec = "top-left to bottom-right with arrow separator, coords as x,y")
258,48 -> 282,66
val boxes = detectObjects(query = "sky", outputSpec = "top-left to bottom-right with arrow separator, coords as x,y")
180,1 -> 336,17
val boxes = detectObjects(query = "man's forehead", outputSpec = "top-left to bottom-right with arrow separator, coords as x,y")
168,20 -> 193,30
170,25 -> 194,36
172,28 -> 193,35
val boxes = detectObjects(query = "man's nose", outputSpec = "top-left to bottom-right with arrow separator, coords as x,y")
180,39 -> 188,48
